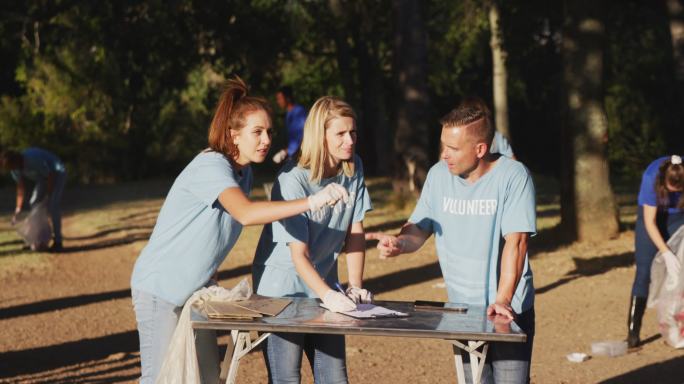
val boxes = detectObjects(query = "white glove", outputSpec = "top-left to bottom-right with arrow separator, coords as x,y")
322,290 -> 357,312
663,250 -> 681,281
272,149 -> 288,164
345,286 -> 373,304
307,183 -> 349,211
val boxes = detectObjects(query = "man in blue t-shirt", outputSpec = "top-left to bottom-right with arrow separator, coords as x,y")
272,86 -> 307,164
368,101 -> 536,384
1,147 -> 67,251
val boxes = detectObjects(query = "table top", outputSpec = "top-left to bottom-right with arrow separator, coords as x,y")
191,298 -> 526,343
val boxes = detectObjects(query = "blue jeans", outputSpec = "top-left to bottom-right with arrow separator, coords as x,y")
264,332 -> 348,384
632,207 -> 684,297
30,170 -> 66,244
132,289 -> 220,384
459,308 -> 535,384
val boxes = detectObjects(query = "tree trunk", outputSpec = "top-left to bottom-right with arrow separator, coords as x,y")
665,0 -> 684,145
667,0 -> 684,84
561,0 -> 619,242
393,0 -> 431,192
353,6 -> 391,175
488,1 -> 511,141
328,0 -> 357,107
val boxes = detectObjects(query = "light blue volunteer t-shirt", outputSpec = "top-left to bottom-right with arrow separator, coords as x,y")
637,156 -> 683,214
490,132 -> 514,158
11,147 -> 65,182
409,156 -> 536,313
253,155 -> 372,298
131,151 -> 252,306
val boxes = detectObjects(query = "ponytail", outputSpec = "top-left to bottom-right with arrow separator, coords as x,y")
655,156 -> 684,210
208,76 -> 271,160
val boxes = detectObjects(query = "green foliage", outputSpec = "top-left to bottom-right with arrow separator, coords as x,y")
604,0 -> 677,178
0,0 -> 679,183
427,0 -> 490,101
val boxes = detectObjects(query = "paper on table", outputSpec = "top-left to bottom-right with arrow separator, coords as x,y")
321,303 -> 409,319
205,296 -> 292,320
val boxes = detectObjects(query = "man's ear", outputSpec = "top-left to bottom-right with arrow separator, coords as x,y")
476,142 -> 488,159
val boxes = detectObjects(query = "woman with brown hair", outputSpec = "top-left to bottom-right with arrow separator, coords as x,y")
628,154 -> 684,347
130,77 -> 348,384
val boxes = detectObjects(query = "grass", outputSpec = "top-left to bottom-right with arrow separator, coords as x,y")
0,173 -> 643,278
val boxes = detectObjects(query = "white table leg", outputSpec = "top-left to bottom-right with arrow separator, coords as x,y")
219,330 -> 240,381
221,331 -> 272,384
451,340 -> 489,384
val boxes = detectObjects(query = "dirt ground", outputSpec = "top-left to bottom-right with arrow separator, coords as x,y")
0,178 -> 683,384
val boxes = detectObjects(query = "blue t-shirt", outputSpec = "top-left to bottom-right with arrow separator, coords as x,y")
11,147 -> 65,182
490,132 -> 514,158
409,156 -> 536,313
285,104 -> 307,156
638,156 -> 683,214
131,151 -> 252,306
253,155 -> 372,298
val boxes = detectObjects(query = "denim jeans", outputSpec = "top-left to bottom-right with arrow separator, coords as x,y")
263,332 -> 348,384
458,307 -> 535,384
31,170 -> 66,244
632,207 -> 684,297
132,289 -> 220,384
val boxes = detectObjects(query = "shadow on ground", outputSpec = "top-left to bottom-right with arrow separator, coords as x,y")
598,354 -> 684,384
536,251 -> 633,295
0,331 -> 139,379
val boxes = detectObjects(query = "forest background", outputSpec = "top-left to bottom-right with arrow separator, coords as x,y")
2,0 -> 684,241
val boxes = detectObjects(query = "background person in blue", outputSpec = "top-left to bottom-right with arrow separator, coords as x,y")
368,101 -> 536,384
253,96 -> 373,384
272,85 -> 307,164
0,147 -> 67,251
627,155 -> 683,348
129,78 -> 348,384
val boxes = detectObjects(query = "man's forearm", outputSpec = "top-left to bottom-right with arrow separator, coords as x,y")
15,180 -> 24,212
396,223 -> 431,254
496,233 -> 529,305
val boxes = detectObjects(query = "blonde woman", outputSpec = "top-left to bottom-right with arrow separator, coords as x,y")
252,96 -> 373,384
130,79 -> 348,384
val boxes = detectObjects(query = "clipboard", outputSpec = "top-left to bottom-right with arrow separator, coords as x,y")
321,303 -> 409,319
205,295 -> 292,320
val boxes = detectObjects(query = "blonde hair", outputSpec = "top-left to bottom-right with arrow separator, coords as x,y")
207,76 -> 271,160
298,96 -> 356,183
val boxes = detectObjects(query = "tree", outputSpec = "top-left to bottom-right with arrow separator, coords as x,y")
393,0 -> 431,192
560,0 -> 619,241
488,0 -> 511,140
667,0 -> 684,89
326,0 -> 392,175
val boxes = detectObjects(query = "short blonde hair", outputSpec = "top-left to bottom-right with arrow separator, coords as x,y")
298,96 -> 356,183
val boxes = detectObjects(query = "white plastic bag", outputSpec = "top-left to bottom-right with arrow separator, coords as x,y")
15,200 -> 52,251
156,278 -> 253,384
648,225 -> 684,348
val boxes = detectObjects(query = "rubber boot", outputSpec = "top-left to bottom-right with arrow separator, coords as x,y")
627,296 -> 647,348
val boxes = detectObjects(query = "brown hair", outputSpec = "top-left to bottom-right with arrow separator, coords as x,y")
0,150 -> 22,170
655,157 -> 684,210
207,76 -> 271,160
439,98 -> 494,147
